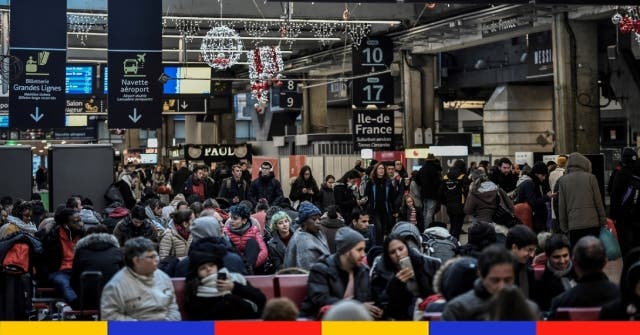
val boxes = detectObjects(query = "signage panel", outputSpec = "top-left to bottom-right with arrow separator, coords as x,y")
352,37 -> 394,107
352,109 -> 394,150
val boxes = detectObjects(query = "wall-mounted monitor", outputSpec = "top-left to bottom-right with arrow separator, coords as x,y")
163,66 -> 212,96
103,66 -> 109,95
0,115 -> 8,128
66,64 -> 95,95
139,153 -> 158,164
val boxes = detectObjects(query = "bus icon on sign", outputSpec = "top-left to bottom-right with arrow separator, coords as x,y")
123,59 -> 139,74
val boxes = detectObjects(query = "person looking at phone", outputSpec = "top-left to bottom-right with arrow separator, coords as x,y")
183,238 -> 266,320
301,227 -> 381,319
370,234 -> 441,320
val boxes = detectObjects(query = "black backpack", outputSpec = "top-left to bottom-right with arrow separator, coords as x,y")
422,229 -> 459,263
441,175 -> 466,211
620,175 -> 640,220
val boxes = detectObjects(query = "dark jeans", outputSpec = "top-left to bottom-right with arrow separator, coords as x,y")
243,238 -> 260,272
448,213 -> 465,240
48,270 -> 78,308
569,226 -> 601,247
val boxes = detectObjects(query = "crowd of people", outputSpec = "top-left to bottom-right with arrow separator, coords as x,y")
0,151 -> 638,321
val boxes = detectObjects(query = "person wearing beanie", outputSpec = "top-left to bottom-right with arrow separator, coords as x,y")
370,234 -> 441,320
300,226 -> 381,319
557,152 -> 606,247
283,201 -> 329,271
265,211 -> 294,273
457,223 -> 499,259
426,257 -> 479,313
516,161 -> 554,233
183,240 -> 266,320
223,205 -> 268,274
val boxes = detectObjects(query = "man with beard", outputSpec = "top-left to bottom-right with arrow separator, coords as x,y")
533,234 -> 578,312
301,227 -> 382,319
36,208 -> 84,310
490,157 -> 518,194
248,161 -> 284,206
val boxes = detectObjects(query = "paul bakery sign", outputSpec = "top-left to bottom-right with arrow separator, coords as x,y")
185,144 -> 250,162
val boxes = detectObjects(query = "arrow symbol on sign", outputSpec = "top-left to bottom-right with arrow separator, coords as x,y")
30,107 -> 44,122
128,108 -> 142,123
180,101 -> 189,110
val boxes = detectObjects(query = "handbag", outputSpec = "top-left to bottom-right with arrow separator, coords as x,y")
514,202 -> 533,229
600,226 -> 622,260
492,194 -> 520,228
104,183 -> 124,205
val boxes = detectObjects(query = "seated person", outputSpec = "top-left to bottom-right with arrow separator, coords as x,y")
223,204 -> 268,274
533,234 -> 577,311
600,257 -> 640,320
370,234 -> 441,320
549,236 -> 620,318
300,227 -> 382,319
184,242 -> 266,320
284,202 -> 330,271
506,225 -> 537,298
100,237 -> 180,320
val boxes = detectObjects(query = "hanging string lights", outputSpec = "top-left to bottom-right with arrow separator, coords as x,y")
248,46 -> 284,113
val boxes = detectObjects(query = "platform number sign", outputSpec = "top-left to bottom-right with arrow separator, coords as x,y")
279,79 -> 302,109
352,36 -> 394,107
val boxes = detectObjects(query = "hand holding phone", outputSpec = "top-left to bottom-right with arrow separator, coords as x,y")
217,272 -> 227,280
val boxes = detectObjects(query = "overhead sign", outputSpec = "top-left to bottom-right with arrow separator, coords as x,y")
527,31 -> 554,79
9,0 -> 67,129
108,0 -> 162,129
279,79 -> 303,109
352,37 -> 394,107
352,109 -> 394,150
515,151 -> 534,167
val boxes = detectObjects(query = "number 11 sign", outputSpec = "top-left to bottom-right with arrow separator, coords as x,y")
352,37 -> 394,107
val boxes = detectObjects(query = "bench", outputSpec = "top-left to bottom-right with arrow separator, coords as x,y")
555,307 -> 602,321
246,275 -> 276,300
422,312 -> 442,321
274,274 -> 309,309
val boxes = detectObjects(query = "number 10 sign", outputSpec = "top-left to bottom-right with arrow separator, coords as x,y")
352,36 -> 394,107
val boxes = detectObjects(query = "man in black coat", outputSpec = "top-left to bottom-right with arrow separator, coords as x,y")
418,154 -> 442,229
548,236 -> 620,319
490,157 -> 518,194
533,234 -> 578,311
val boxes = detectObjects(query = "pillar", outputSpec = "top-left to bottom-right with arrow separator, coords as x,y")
552,13 -> 576,154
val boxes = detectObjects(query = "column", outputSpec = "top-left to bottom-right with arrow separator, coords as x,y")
552,13 -> 576,154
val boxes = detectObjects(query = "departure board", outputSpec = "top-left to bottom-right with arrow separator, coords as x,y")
65,65 -> 94,95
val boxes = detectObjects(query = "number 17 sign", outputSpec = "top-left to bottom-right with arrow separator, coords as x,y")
352,36 -> 394,107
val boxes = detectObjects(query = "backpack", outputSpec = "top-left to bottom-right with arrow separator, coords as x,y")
422,227 -> 459,263
104,183 -> 124,205
440,175 -> 466,214
620,175 -> 640,221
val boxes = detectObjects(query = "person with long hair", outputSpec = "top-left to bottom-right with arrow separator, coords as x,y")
370,234 -> 440,320
364,162 -> 396,244
289,165 -> 320,205
333,169 -> 361,224
159,209 -> 194,260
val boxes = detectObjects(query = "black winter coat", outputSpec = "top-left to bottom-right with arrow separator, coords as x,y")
418,160 -> 442,200
370,248 -> 440,320
301,254 -> 372,318
70,233 -> 123,309
185,278 -> 266,320
549,272 -> 620,319
248,174 -> 284,206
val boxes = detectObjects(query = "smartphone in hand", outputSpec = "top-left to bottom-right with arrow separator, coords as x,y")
217,272 -> 227,280
399,257 -> 413,271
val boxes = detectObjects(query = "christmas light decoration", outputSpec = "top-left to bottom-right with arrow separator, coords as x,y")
612,6 -> 640,43
200,25 -> 243,70
248,46 -> 284,113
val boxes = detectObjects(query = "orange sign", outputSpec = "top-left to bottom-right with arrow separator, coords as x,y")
289,155 -> 307,178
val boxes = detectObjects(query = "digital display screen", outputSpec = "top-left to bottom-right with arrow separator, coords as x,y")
140,153 -> 158,164
0,115 -> 8,128
163,66 -> 211,95
103,66 -> 108,95
65,65 -> 94,95
0,115 -> 87,128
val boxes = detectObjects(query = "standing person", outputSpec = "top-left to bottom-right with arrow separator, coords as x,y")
152,165 -> 167,190
171,162 -> 191,197
438,160 -> 469,240
557,152 -> 606,246
418,154 -> 442,230
609,148 -> 639,256
398,194 -> 423,232
283,201 -> 329,270
548,155 -> 567,230
386,162 -> 405,211
364,162 -> 396,244
318,175 -> 336,212
464,167 -> 514,228
184,166 -> 208,202
333,170 -> 361,224
490,158 -> 518,194
115,171 -> 139,210
516,162 -> 553,233
300,227 -> 382,319
35,166 -> 47,190
320,205 -> 345,253
289,165 -> 320,206
248,162 -> 284,206
218,164 -> 250,206
101,237 -> 181,320
370,234 -> 440,320
394,160 -> 409,179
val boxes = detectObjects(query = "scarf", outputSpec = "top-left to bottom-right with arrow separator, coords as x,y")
229,220 -> 251,236
196,272 -> 231,298
175,222 -> 191,241
6,215 -> 37,234
127,267 -> 155,287
547,260 -> 573,278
